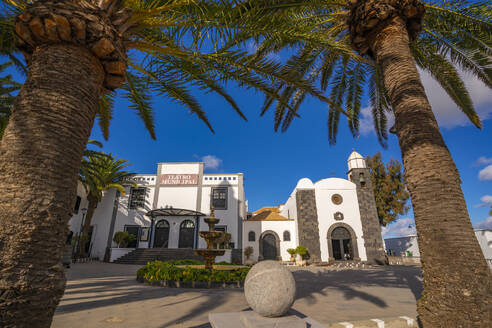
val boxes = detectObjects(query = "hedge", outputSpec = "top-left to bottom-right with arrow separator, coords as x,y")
136,260 -> 250,283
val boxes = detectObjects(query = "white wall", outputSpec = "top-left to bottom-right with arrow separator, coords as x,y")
314,178 -> 367,262
200,182 -> 240,247
242,220 -> 297,262
157,187 -> 197,210
112,182 -> 155,248
475,230 -> 492,269
475,230 -> 492,260
384,236 -> 420,257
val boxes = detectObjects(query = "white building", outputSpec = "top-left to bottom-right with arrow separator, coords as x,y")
243,151 -> 386,264
68,162 -> 246,263
385,230 -> 492,269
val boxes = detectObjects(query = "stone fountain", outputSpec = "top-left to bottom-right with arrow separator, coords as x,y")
195,207 -> 225,270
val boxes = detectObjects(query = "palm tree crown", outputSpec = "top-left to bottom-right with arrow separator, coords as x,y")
1,0 -> 341,139
79,152 -> 136,200
228,0 -> 491,146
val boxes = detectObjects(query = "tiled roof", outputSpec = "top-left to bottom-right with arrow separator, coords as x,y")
247,206 -> 293,221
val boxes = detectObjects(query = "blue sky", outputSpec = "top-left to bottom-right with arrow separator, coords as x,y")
2,47 -> 491,239
79,66 -> 492,237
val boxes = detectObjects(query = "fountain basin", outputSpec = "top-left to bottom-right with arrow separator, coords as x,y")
194,249 -> 226,258
195,249 -> 226,270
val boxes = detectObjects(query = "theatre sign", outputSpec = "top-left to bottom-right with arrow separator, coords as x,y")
160,174 -> 198,185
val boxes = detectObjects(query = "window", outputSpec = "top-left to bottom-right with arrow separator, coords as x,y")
331,194 -> 343,205
334,212 -> 344,221
248,231 -> 256,241
359,173 -> 366,187
212,187 -> 228,209
128,187 -> 146,209
283,231 -> 291,241
74,196 -> 81,214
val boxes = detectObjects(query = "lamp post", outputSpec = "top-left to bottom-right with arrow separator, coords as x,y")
77,208 -> 88,258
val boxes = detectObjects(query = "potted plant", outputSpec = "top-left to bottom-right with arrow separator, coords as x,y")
287,248 -> 296,262
113,231 -> 135,248
295,245 -> 308,266
244,246 -> 254,265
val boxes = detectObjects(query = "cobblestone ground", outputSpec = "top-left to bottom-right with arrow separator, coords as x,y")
51,262 -> 422,328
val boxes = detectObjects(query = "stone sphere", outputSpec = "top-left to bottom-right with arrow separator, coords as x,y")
244,260 -> 296,317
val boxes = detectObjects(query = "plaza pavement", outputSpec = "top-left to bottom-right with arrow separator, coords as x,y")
51,262 -> 422,328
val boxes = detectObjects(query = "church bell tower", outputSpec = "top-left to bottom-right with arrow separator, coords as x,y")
347,150 -> 386,264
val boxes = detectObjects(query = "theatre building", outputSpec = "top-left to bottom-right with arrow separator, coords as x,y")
68,162 -> 246,263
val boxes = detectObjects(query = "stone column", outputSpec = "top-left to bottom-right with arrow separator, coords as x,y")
295,189 -> 322,263
349,168 -> 386,264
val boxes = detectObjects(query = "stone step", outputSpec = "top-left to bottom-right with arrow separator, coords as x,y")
113,248 -> 203,264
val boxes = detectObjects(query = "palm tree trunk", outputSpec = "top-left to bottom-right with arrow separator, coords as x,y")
0,44 -> 104,327
79,195 -> 98,258
370,16 -> 492,326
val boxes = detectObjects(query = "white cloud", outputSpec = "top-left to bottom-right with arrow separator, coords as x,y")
381,217 -> 416,238
479,165 -> 492,181
201,155 -> 222,170
420,69 -> 492,128
359,106 -> 394,136
360,70 -> 492,136
473,156 -> 492,166
481,195 -> 492,205
475,216 -> 492,230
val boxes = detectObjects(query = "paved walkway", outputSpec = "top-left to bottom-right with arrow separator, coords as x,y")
51,262 -> 422,328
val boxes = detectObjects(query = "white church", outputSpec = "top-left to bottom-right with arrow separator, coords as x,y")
68,151 -> 385,265
243,150 -> 385,264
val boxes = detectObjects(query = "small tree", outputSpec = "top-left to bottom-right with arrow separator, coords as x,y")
366,152 -> 410,226
113,231 -> 135,248
244,246 -> 253,260
287,248 -> 296,261
295,246 -> 308,259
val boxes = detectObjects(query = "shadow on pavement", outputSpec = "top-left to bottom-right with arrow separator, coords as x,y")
56,263 -> 422,327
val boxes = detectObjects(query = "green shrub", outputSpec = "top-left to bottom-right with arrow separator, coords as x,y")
287,248 -> 296,256
295,245 -> 308,256
137,260 -> 250,283
168,259 -> 203,265
113,231 -> 135,248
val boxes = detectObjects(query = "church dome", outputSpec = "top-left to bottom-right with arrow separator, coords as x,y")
295,178 -> 314,189
347,150 -> 366,170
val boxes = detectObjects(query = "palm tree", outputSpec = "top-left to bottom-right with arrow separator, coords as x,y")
78,153 -> 135,258
0,0 -> 339,326
231,1 -> 492,325
0,61 -> 21,138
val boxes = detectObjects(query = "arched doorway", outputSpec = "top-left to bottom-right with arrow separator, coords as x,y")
153,220 -> 170,248
259,230 -> 280,260
327,223 -> 360,261
179,220 -> 195,248
331,227 -> 352,260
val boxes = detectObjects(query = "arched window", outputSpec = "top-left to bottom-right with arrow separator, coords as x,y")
283,230 -> 291,241
156,220 -> 170,228
248,231 -> 256,242
359,173 -> 366,187
154,220 -> 170,248
334,212 -> 344,221
178,220 -> 195,248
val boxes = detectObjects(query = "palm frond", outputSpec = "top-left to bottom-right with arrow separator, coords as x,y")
122,71 -> 156,139
411,40 -> 481,128
97,92 -> 115,140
